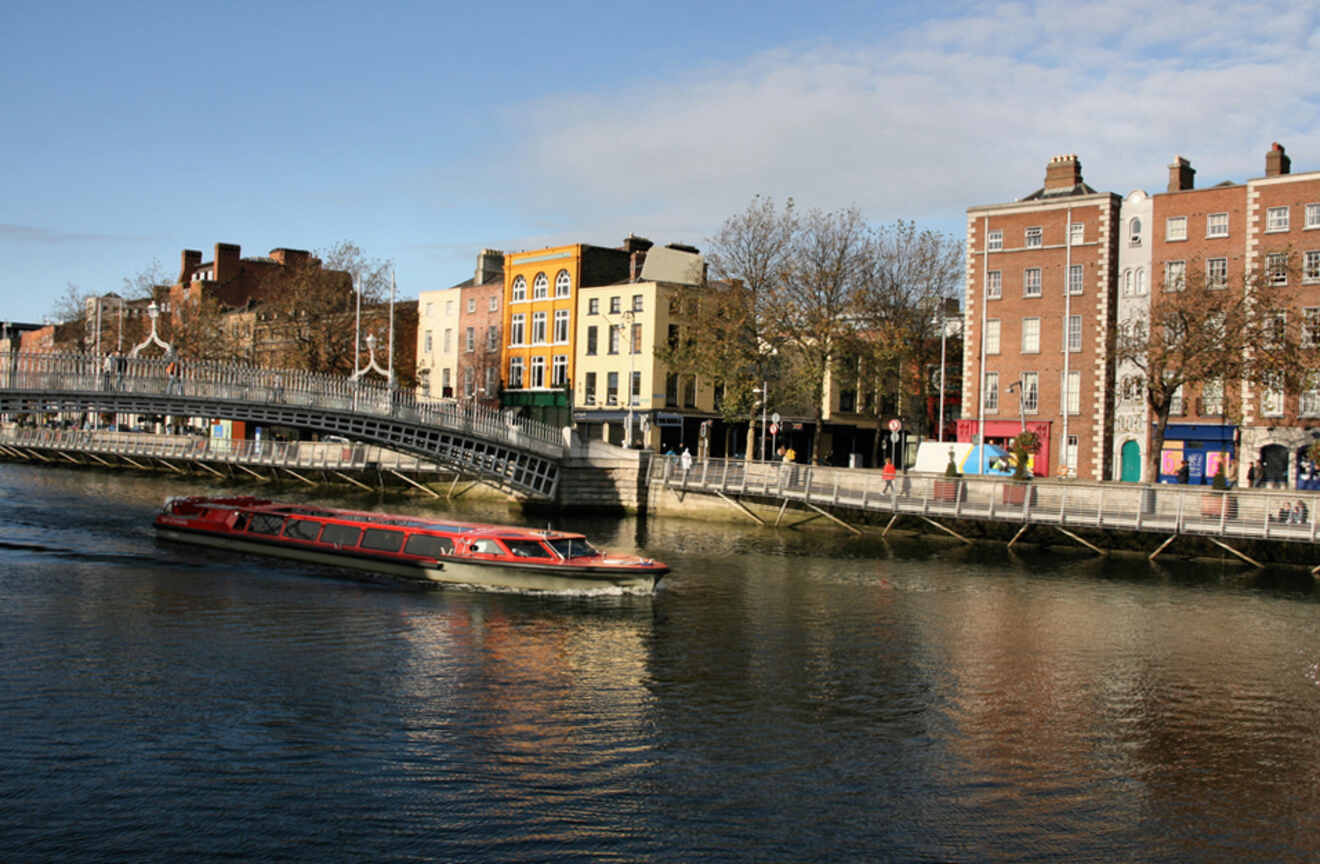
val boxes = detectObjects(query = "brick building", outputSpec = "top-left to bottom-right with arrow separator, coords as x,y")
962,155 -> 1121,480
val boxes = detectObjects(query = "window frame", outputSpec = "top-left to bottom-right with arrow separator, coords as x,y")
1025,227 -> 1042,248
1206,212 -> 1229,238
1166,216 -> 1187,241
983,371 -> 999,412
1021,316 -> 1041,354
1266,206 -> 1290,233
984,319 -> 1000,355
987,229 -> 1002,251
555,269 -> 571,297
1207,257 -> 1228,289
511,275 -> 526,302
1023,268 -> 1042,297
986,270 -> 1002,299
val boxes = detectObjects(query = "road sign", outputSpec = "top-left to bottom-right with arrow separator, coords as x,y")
888,418 -> 902,432
890,430 -> 900,444
771,412 -> 781,425
769,422 -> 779,435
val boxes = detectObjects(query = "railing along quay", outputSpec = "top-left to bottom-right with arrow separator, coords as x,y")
0,427 -> 487,497
654,456 -> 1320,569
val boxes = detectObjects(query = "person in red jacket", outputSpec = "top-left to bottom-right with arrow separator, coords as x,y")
882,458 -> 897,493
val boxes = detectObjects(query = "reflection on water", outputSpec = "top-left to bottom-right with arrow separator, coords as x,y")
1,463 -> 1319,862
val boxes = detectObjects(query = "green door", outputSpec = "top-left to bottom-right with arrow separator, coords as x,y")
1120,440 -> 1141,482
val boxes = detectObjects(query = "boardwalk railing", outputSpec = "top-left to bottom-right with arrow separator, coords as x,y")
0,351 -> 565,454
654,456 -> 1320,545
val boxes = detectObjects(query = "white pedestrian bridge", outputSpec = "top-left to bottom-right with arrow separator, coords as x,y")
0,352 -> 565,499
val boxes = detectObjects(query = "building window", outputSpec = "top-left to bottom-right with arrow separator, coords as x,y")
1301,376 -> 1320,417
1267,310 -> 1286,346
1066,434 -> 1078,474
609,296 -> 621,314
1166,216 -> 1187,241
1207,257 -> 1228,289
1062,370 -> 1080,414
509,357 -> 524,388
1268,252 -> 1289,286
630,371 -> 642,406
1207,212 -> 1229,238
586,325 -> 598,355
1304,250 -> 1320,283
1164,260 -> 1186,292
986,270 -> 1001,299
443,328 -> 452,352
1123,269 -> 1133,297
987,229 -> 1002,251
1070,222 -> 1084,245
467,298 -> 476,314
529,356 -> 546,388
1068,264 -> 1084,295
1267,206 -> 1290,233
631,323 -> 642,354
1068,314 -> 1082,352
985,319 -> 1000,355
1202,378 -> 1224,416
1129,217 -> 1142,246
1303,308 -> 1320,348
552,354 -> 568,387
1135,268 -> 1146,296
1167,373 -> 1184,415
1025,227 -> 1042,248
486,366 -> 497,395
532,272 -> 549,299
608,324 -> 621,355
555,270 -> 571,297
1024,268 -> 1042,297
531,311 -> 547,344
489,295 -> 499,312
509,313 -> 525,346
983,371 -> 999,412
424,330 -> 432,353
465,327 -> 474,352
1262,374 -> 1284,416
1022,372 -> 1038,413
511,275 -> 526,302
665,373 -> 679,407
683,375 -> 696,408
554,309 -> 569,343
588,297 -> 599,315
584,372 -> 597,405
1021,317 -> 1040,353
486,325 -> 498,351
445,300 -> 455,316
1306,203 -> 1320,229
606,372 -> 619,405
441,368 -> 451,394
464,367 -> 474,398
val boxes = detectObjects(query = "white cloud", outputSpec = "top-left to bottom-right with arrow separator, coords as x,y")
501,0 -> 1320,246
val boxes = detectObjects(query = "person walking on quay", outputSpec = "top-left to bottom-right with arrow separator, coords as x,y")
101,352 -> 113,391
165,356 -> 182,395
680,445 -> 693,474
1176,459 -> 1190,484
882,458 -> 897,494
1247,461 -> 1258,488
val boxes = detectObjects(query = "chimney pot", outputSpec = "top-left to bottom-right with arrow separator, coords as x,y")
1265,143 -> 1291,177
1043,154 -> 1082,191
1167,155 -> 1196,192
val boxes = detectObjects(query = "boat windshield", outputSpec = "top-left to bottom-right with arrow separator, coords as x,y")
546,537 -> 600,559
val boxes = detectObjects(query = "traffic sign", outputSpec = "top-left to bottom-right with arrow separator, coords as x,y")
890,430 -> 900,444
771,412 -> 781,425
888,418 -> 902,432
769,422 -> 779,435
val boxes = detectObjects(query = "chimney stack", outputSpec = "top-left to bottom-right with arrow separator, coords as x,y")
1265,142 -> 1291,177
1167,155 -> 1195,192
476,248 -> 505,285
1044,154 -> 1082,191
214,243 -> 241,282
180,249 -> 202,283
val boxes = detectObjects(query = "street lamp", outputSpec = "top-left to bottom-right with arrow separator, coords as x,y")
753,380 -> 768,461
352,331 -> 389,381
1005,378 -> 1026,434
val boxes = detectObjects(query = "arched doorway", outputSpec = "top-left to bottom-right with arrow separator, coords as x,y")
1260,444 -> 1289,488
1120,440 -> 1141,482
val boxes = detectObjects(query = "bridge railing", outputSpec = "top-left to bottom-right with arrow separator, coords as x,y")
0,351 -> 565,453
654,456 -> 1320,543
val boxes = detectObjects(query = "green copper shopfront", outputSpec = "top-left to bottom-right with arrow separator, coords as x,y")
502,388 -> 572,429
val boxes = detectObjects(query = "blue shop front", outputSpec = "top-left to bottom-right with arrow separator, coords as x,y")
1158,423 -> 1237,485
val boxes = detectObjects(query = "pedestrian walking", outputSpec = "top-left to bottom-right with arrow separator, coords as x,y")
102,352 -> 113,391
1176,459 -> 1190,484
881,458 -> 897,493
1247,461 -> 1258,487
680,446 -> 693,473
165,356 -> 181,395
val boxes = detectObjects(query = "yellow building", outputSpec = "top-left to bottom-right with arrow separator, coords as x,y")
500,240 -> 638,425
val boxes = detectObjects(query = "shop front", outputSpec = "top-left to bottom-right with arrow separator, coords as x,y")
956,419 -> 1052,476
1157,423 -> 1236,485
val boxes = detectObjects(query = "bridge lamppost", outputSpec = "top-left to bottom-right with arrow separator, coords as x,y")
352,332 -> 390,382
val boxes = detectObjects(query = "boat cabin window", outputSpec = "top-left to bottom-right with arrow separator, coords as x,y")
468,539 -> 502,555
546,537 -> 599,559
503,539 -> 553,559
285,519 -> 322,542
320,523 -> 362,547
249,513 -> 286,536
404,534 -> 454,558
360,528 -> 404,553
231,512 -> 251,531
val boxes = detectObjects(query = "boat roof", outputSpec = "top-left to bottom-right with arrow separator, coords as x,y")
180,497 -> 586,540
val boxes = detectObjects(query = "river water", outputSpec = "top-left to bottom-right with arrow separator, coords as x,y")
2,463 -> 1320,863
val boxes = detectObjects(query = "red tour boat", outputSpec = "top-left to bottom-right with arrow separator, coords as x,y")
154,496 -> 668,592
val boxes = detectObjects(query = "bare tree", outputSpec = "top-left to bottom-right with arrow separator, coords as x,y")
1116,253 -> 1313,480
765,206 -> 873,464
661,197 -> 799,457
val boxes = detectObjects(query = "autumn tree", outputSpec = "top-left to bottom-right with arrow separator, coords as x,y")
848,221 -> 963,463
1115,252 -> 1314,480
660,197 -> 799,457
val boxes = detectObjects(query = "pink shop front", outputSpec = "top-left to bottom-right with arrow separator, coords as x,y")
956,420 -> 1053,476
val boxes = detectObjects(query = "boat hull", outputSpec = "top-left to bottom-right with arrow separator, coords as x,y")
155,526 -> 660,592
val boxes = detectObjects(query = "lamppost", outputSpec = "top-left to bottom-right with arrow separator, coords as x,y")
1005,378 -> 1026,435
352,332 -> 389,381
754,380 -> 769,461
938,297 -> 949,442
623,310 -> 636,448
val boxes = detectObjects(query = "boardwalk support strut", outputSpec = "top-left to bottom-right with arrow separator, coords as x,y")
714,491 -> 766,526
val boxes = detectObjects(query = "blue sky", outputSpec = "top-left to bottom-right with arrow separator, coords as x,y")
2,0 -> 1317,322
